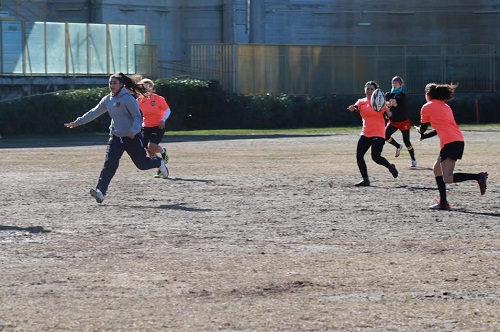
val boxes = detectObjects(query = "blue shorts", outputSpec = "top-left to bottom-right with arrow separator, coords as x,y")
440,141 -> 464,161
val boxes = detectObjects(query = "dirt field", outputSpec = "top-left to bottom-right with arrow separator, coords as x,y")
1,128 -> 499,331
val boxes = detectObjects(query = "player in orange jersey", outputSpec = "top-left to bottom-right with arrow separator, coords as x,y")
347,81 -> 399,187
417,83 -> 488,210
137,78 -> 172,178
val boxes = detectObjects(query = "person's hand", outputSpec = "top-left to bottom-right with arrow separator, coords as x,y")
64,122 -> 77,128
414,126 -> 424,141
347,105 -> 358,112
158,120 -> 166,130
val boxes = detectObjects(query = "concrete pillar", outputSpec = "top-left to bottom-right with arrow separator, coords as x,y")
223,0 -> 250,43
249,0 -> 264,43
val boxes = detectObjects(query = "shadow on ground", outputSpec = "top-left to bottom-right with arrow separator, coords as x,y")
0,133 -> 335,149
0,226 -> 51,233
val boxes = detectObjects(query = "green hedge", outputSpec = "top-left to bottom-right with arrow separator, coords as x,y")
1,78 -> 499,137
0,87 -> 110,136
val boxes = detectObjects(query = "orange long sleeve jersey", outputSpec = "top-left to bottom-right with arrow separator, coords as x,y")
137,93 -> 170,128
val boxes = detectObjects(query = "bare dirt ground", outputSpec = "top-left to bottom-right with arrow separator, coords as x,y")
1,128 -> 499,331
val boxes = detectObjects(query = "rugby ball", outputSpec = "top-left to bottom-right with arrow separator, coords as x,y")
370,88 -> 385,112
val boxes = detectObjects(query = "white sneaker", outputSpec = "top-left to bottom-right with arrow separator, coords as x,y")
411,160 -> 417,168
429,200 -> 451,210
395,144 -> 402,158
159,160 -> 169,179
90,188 -> 104,203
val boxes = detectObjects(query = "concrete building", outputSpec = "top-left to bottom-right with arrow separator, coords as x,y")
1,0 -> 500,97
3,0 -> 500,64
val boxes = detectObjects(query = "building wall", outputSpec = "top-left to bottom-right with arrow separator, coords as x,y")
89,0 -> 226,62
255,0 -> 500,45
1,0 -> 500,98
3,0 -> 499,63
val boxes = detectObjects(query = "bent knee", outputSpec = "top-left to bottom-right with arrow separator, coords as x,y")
443,176 -> 454,184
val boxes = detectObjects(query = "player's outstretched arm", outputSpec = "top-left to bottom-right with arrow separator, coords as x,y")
347,105 -> 358,113
414,123 -> 437,140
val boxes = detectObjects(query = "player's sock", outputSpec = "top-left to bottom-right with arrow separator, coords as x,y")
453,172 -> 479,182
408,145 -> 415,159
387,137 -> 399,148
435,176 -> 447,204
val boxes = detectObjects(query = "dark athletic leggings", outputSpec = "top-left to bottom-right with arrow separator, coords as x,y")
386,126 -> 412,147
356,135 -> 392,179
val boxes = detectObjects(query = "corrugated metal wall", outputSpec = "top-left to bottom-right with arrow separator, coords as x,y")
191,43 -> 500,95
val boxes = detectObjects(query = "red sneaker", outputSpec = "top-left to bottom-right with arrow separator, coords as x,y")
429,200 -> 451,210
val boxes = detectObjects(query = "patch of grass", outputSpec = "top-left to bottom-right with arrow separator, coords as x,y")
459,124 -> 500,131
164,124 -> 500,137
165,127 -> 359,136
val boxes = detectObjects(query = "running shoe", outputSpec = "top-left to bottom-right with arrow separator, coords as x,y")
395,144 -> 402,158
159,160 -> 169,179
90,188 -> 104,203
478,172 -> 488,195
389,164 -> 399,178
355,179 -> 370,187
154,170 -> 163,178
411,160 -> 417,168
162,148 -> 169,164
429,200 -> 451,210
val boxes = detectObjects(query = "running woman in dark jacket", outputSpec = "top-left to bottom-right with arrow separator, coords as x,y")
385,76 -> 417,167
64,73 -> 169,204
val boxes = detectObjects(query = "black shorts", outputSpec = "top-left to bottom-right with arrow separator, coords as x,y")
440,141 -> 464,161
142,126 -> 165,145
